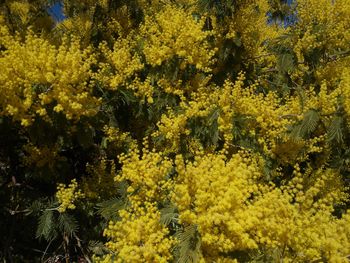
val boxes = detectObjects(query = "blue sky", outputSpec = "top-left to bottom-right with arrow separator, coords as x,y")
47,2 -> 66,22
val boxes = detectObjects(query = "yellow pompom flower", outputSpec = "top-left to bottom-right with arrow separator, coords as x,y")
56,179 -> 84,213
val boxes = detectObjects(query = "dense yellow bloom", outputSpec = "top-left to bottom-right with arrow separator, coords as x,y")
233,0 -> 280,59
56,179 -> 84,213
173,152 -> 263,256
140,5 -> 216,72
99,146 -> 350,261
291,0 -> 350,85
128,77 -> 155,103
56,14 -> 93,45
2,0 -> 350,261
152,81 -> 217,152
154,110 -> 190,152
339,68 -> 350,122
97,38 -> 144,89
103,202 -> 175,263
0,29 -> 99,125
116,143 -> 173,203
9,1 -> 31,24
102,125 -> 132,148
297,0 -> 350,49
152,71 -> 296,155
214,73 -> 295,154
173,152 -> 350,261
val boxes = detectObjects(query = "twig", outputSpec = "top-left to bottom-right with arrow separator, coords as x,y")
41,239 -> 54,263
73,233 -> 92,263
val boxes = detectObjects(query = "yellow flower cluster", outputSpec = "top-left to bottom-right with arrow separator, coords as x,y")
2,0 -> 350,261
9,1 -> 31,24
215,75 -> 245,143
152,71 -> 296,155
315,57 -> 350,87
56,179 -> 84,213
116,143 -> 173,203
103,202 -> 175,263
285,67 -> 350,145
23,143 -> 61,168
56,14 -> 93,45
172,151 -> 350,262
215,73 -> 294,154
0,29 -> 99,126
297,0 -> 350,49
128,77 -> 155,103
154,110 -> 190,152
140,5 -> 216,72
173,152 -> 263,257
292,0 -> 350,84
98,141 -> 176,261
94,2 -> 220,106
102,125 -> 132,149
82,158 -> 118,200
153,82 -> 217,152
103,145 -> 350,261
316,81 -> 341,115
231,0 -> 280,62
339,68 -> 350,122
97,38 -> 144,89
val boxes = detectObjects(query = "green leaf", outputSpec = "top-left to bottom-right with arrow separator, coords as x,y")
25,200 -> 44,216
87,240 -> 110,256
116,181 -> 129,199
160,204 -> 178,226
233,36 -> 242,47
36,210 -> 56,241
96,197 -> 126,220
291,109 -> 320,139
295,86 -> 306,112
277,53 -> 294,73
58,213 -> 78,237
327,116 -> 343,144
174,225 -> 201,263
101,137 -> 108,149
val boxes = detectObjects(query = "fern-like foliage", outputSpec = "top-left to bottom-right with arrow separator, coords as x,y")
25,199 -> 45,216
58,213 -> 78,237
277,53 -> 295,74
188,108 -> 220,148
327,115 -> 344,144
160,204 -> 178,226
96,197 -> 126,221
248,247 -> 285,263
36,209 -> 57,241
290,109 -> 320,139
198,0 -> 236,19
173,225 -> 201,263
87,240 -> 110,256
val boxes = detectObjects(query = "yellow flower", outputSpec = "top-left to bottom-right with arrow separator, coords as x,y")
56,179 -> 84,213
